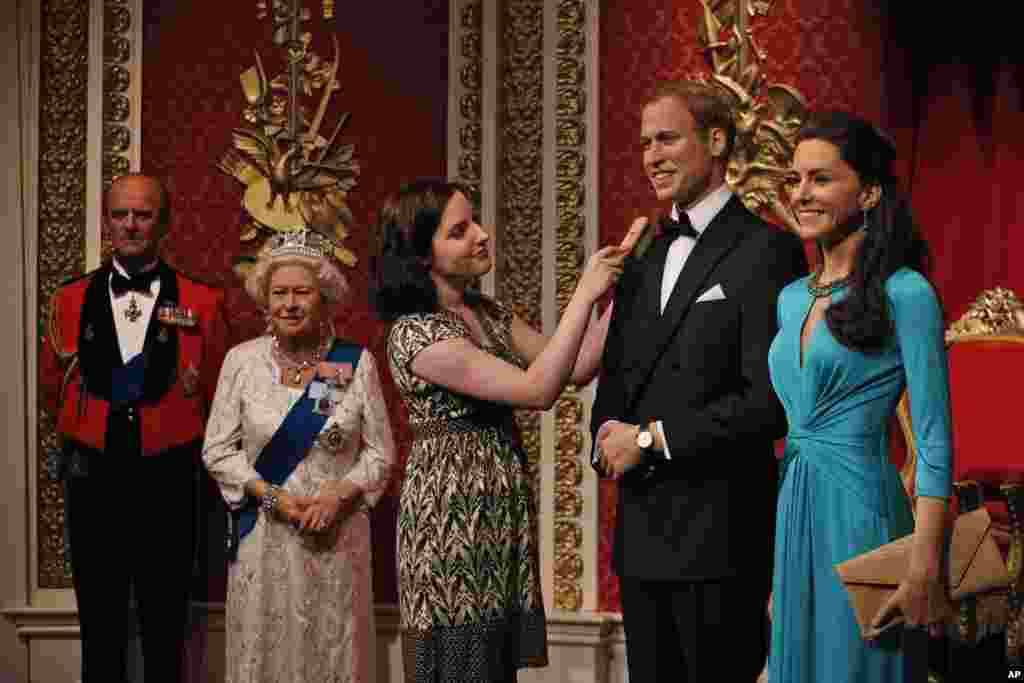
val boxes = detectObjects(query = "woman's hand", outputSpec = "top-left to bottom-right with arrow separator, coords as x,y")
869,569 -> 951,639
297,480 -> 363,533
276,492 -> 314,526
574,218 -> 648,303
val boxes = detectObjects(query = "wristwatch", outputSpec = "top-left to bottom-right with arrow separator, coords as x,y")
635,425 -> 657,460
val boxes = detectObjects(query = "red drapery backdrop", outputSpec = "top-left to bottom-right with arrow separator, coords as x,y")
140,0 -> 450,606
881,7 -> 1024,318
597,1 -> 1024,612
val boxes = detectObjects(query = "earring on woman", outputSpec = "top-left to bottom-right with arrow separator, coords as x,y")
859,208 -> 870,233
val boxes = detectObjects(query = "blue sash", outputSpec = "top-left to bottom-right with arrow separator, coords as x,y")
228,340 -> 363,561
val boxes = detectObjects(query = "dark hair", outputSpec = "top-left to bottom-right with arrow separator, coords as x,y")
650,80 -> 737,160
371,178 -> 472,322
796,111 -> 932,352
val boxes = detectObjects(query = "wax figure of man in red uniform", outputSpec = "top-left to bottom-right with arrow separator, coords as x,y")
39,174 -> 229,683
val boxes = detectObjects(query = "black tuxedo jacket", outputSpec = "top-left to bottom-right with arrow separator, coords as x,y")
592,195 -> 807,584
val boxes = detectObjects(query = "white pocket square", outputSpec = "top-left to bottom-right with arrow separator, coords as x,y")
695,283 -> 726,303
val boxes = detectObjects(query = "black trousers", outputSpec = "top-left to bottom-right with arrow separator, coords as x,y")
619,576 -> 770,683
67,446 -> 197,683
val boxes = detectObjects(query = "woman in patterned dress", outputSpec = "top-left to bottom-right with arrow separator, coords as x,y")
203,230 -> 396,683
372,179 -> 639,682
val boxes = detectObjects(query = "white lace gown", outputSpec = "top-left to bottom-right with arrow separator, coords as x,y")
202,336 -> 396,683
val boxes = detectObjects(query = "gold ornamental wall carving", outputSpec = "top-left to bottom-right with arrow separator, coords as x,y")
552,0 -> 587,612
456,1 -> 483,200
101,0 -> 135,260
697,0 -> 807,232
217,0 -> 361,275
37,0 -> 93,589
500,0 -> 545,503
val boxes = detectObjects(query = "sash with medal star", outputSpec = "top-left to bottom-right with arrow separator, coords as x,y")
227,340 -> 363,561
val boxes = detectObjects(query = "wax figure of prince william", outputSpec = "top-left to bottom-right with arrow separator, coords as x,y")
591,80 -> 807,682
40,174 -> 229,683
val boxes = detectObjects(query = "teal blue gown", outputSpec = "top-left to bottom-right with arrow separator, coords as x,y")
767,267 -> 953,682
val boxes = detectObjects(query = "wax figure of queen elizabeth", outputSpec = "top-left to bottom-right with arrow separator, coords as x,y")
202,229 -> 396,683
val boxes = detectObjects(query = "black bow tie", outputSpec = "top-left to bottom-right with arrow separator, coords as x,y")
111,269 -> 160,297
660,214 -> 698,240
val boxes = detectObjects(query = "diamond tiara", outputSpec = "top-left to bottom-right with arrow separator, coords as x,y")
265,229 -> 335,260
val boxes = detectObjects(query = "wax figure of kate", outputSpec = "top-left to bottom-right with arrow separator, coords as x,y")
40,174 -> 230,683
372,179 -> 638,683
767,110 -> 953,682
590,80 -> 808,682
202,229 -> 396,683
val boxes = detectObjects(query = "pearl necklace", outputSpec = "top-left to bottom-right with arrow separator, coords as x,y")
272,334 -> 328,384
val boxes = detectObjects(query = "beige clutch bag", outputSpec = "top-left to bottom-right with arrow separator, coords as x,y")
834,507 -> 1011,637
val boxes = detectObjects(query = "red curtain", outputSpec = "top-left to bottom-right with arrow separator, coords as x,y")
883,49 -> 1024,320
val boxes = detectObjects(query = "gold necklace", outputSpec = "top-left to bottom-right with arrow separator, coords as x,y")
807,271 -> 852,299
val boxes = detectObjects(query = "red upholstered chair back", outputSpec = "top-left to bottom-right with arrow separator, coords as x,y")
896,292 -> 1024,661
947,336 -> 1024,484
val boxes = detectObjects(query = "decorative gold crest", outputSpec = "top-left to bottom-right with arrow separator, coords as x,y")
219,0 -> 360,281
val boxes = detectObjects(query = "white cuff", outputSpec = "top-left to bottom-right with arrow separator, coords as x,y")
655,420 -> 672,460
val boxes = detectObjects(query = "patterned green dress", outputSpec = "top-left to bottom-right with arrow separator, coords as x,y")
387,295 -> 548,683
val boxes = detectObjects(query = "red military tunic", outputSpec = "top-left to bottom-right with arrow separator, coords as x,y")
40,261 -> 229,456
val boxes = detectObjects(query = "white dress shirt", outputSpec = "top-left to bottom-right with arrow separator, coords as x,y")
654,183 -> 733,459
110,258 -> 161,364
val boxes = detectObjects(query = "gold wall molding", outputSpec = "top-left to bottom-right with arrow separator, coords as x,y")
37,0 -> 92,590
103,0 -> 133,188
552,0 -> 586,612
100,0 -> 136,261
454,1 -> 483,200
500,0 -> 545,506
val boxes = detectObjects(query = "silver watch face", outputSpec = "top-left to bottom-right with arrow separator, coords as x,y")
636,429 -> 654,450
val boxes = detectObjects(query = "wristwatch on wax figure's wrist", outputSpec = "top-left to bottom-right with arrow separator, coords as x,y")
635,423 -> 659,463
